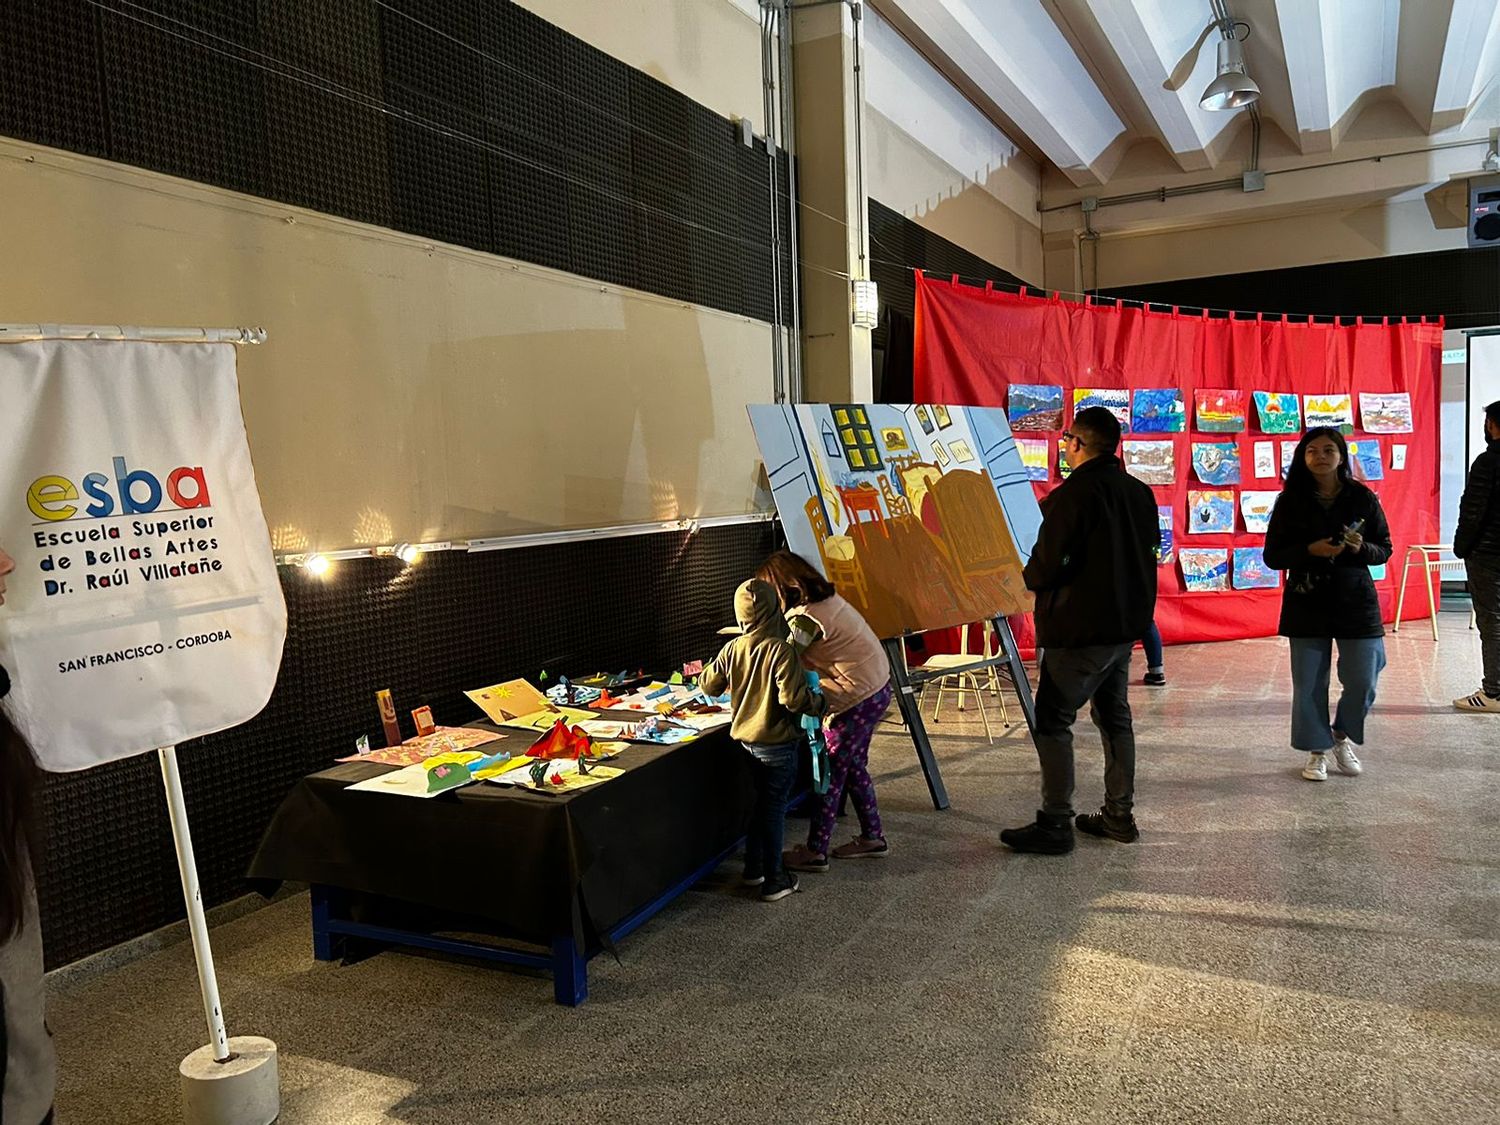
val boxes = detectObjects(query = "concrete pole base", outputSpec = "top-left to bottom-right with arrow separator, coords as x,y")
179,1036 -> 280,1125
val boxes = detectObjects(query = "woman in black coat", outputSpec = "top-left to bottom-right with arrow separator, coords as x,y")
1262,427 -> 1392,783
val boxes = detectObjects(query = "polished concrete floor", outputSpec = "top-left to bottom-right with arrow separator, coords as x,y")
50,615 -> 1498,1123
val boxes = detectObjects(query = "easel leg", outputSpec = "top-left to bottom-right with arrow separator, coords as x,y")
883,637 -> 950,811
992,617 -> 1039,737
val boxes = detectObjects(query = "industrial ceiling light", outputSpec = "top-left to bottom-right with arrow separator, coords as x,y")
1199,2 -> 1259,111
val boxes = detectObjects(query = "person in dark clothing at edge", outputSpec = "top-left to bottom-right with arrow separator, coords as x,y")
1001,406 -> 1160,855
1452,399 -> 1500,713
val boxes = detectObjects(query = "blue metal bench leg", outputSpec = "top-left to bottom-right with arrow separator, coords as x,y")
310,883 -> 341,961
551,934 -> 587,1006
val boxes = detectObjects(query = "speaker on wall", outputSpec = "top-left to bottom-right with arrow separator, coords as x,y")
1468,175 -> 1500,248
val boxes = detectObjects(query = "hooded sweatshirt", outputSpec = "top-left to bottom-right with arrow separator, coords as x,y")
700,580 -> 825,745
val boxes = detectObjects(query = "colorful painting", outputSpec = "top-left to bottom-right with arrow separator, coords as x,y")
1191,442 -> 1242,486
1132,388 -> 1186,433
1008,384 -> 1064,431
1180,549 -> 1229,592
1187,489 -> 1235,533
749,403 -> 1042,639
1350,439 -> 1384,482
1058,438 -> 1075,479
1232,547 -> 1280,589
881,427 -> 910,452
1252,391 -> 1301,434
1157,506 -> 1175,565
1240,491 -> 1278,534
1073,388 -> 1131,430
1017,437 -> 1050,481
1280,440 -> 1298,477
1359,393 -> 1412,434
1304,393 -> 1354,434
915,404 -> 935,435
1195,389 -> 1247,433
1123,440 -> 1176,485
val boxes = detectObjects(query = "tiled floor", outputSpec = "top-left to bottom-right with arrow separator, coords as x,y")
48,615 -> 1499,1123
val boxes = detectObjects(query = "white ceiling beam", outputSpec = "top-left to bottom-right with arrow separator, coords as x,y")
879,0 -> 1128,186
1431,0 -> 1500,129
1273,0 -> 1333,152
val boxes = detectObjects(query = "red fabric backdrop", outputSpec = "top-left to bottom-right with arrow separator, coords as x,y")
912,274 -> 1443,647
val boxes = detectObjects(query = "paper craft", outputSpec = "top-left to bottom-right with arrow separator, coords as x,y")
498,706 -> 595,732
670,712 -> 733,733
1073,388 -> 1130,429
1123,440 -> 1175,485
626,715 -> 699,744
1131,389 -> 1185,433
1350,439 -> 1384,481
682,659 -> 704,677
1191,442 -> 1241,486
1252,392 -> 1300,434
1017,437 -> 1050,481
466,679 -> 549,722
1008,384 -> 1064,431
1303,393 -> 1354,433
1157,506 -> 1174,565
470,750 -> 523,779
1180,548 -> 1229,592
411,706 -> 436,737
422,751 -> 484,794
613,682 -> 705,712
527,720 -> 595,759
1194,390 -> 1246,433
1232,547 -> 1279,589
595,689 -> 623,709
1239,491 -> 1278,534
1359,392 -> 1412,433
347,763 -> 454,798
1187,489 -> 1235,533
1057,438 -> 1075,479
493,760 -> 625,792
1392,444 -> 1407,471
545,680 -> 602,707
1253,440 -> 1275,478
337,726 -> 503,765
1280,440 -> 1298,476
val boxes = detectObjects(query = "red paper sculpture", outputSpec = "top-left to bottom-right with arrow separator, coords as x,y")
526,719 -> 594,760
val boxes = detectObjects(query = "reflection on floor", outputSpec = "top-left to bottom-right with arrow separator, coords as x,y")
49,614 -> 1498,1123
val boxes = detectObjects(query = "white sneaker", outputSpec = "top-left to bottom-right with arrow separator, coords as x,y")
1453,691 -> 1500,713
1331,738 -> 1363,776
1301,752 -> 1328,782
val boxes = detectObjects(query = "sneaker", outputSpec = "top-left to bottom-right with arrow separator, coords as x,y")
1454,690 -> 1500,713
740,872 -> 765,887
783,844 -> 829,873
830,836 -> 889,859
1075,808 -> 1140,843
999,811 -> 1075,854
1143,670 -> 1167,687
1301,752 -> 1328,782
759,873 -> 800,902
1331,738 -> 1363,776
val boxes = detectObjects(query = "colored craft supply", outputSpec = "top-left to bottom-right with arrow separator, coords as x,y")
376,689 -> 402,748
412,706 -> 436,737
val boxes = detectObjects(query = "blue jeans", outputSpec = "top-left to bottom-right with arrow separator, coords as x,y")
1288,636 -> 1386,751
1141,623 -> 1163,671
742,740 -> 800,880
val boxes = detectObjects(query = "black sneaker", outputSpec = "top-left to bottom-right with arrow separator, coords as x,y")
1144,671 -> 1166,687
999,811 -> 1074,854
760,872 -> 800,902
1075,808 -> 1140,843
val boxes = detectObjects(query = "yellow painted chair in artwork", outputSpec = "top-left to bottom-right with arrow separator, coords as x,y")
804,495 -> 868,610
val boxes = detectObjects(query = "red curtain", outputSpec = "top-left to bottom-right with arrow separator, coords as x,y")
913,274 -> 1443,647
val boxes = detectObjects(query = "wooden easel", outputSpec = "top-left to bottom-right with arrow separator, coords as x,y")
881,616 -> 1038,810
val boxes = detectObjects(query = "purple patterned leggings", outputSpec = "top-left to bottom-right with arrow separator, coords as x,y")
808,683 -> 892,856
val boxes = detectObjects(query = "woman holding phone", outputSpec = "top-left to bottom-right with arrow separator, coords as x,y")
1263,427 -> 1392,782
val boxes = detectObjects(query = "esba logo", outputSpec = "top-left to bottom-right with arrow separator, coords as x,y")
28,456 -> 211,521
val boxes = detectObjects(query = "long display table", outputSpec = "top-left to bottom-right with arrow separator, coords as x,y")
247,723 -> 753,1005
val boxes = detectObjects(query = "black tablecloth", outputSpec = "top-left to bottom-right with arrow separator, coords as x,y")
247,722 -> 754,945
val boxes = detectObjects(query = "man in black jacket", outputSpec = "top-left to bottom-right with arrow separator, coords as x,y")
1454,399 -> 1500,713
1001,406 -> 1160,854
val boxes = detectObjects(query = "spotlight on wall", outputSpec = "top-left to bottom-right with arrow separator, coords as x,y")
394,543 -> 421,565
302,553 -> 332,577
1199,4 -> 1260,111
851,278 -> 879,329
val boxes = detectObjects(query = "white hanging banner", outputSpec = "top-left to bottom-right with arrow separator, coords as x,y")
0,340 -> 286,771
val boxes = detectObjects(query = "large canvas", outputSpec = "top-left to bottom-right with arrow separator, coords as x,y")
1252,391 -> 1301,434
1191,442 -> 1241,485
1131,389 -> 1185,433
1008,384 -> 1064,431
1016,437 -> 1050,481
1123,439 -> 1175,485
1232,547 -> 1280,589
1194,389 -> 1246,433
1073,388 -> 1130,429
1304,393 -> 1354,433
1187,489 -> 1235,533
1180,549 -> 1229,592
1359,392 -> 1412,434
748,404 -> 1042,639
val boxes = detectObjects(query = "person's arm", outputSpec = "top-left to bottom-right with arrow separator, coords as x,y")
774,642 -> 825,717
1263,492 -> 1340,568
1021,487 -> 1089,592
1454,454 -> 1495,559
698,643 -> 732,698
1346,492 -> 1392,567
786,611 -> 823,658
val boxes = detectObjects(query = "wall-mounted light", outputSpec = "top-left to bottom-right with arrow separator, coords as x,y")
851,279 -> 879,329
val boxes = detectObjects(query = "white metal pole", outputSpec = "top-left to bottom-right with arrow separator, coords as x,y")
158,745 -> 232,1063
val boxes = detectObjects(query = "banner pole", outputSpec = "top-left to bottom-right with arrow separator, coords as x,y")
157,745 -> 231,1063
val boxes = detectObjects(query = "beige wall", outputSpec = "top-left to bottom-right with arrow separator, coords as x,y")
0,140 -> 773,552
515,0 -> 766,132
